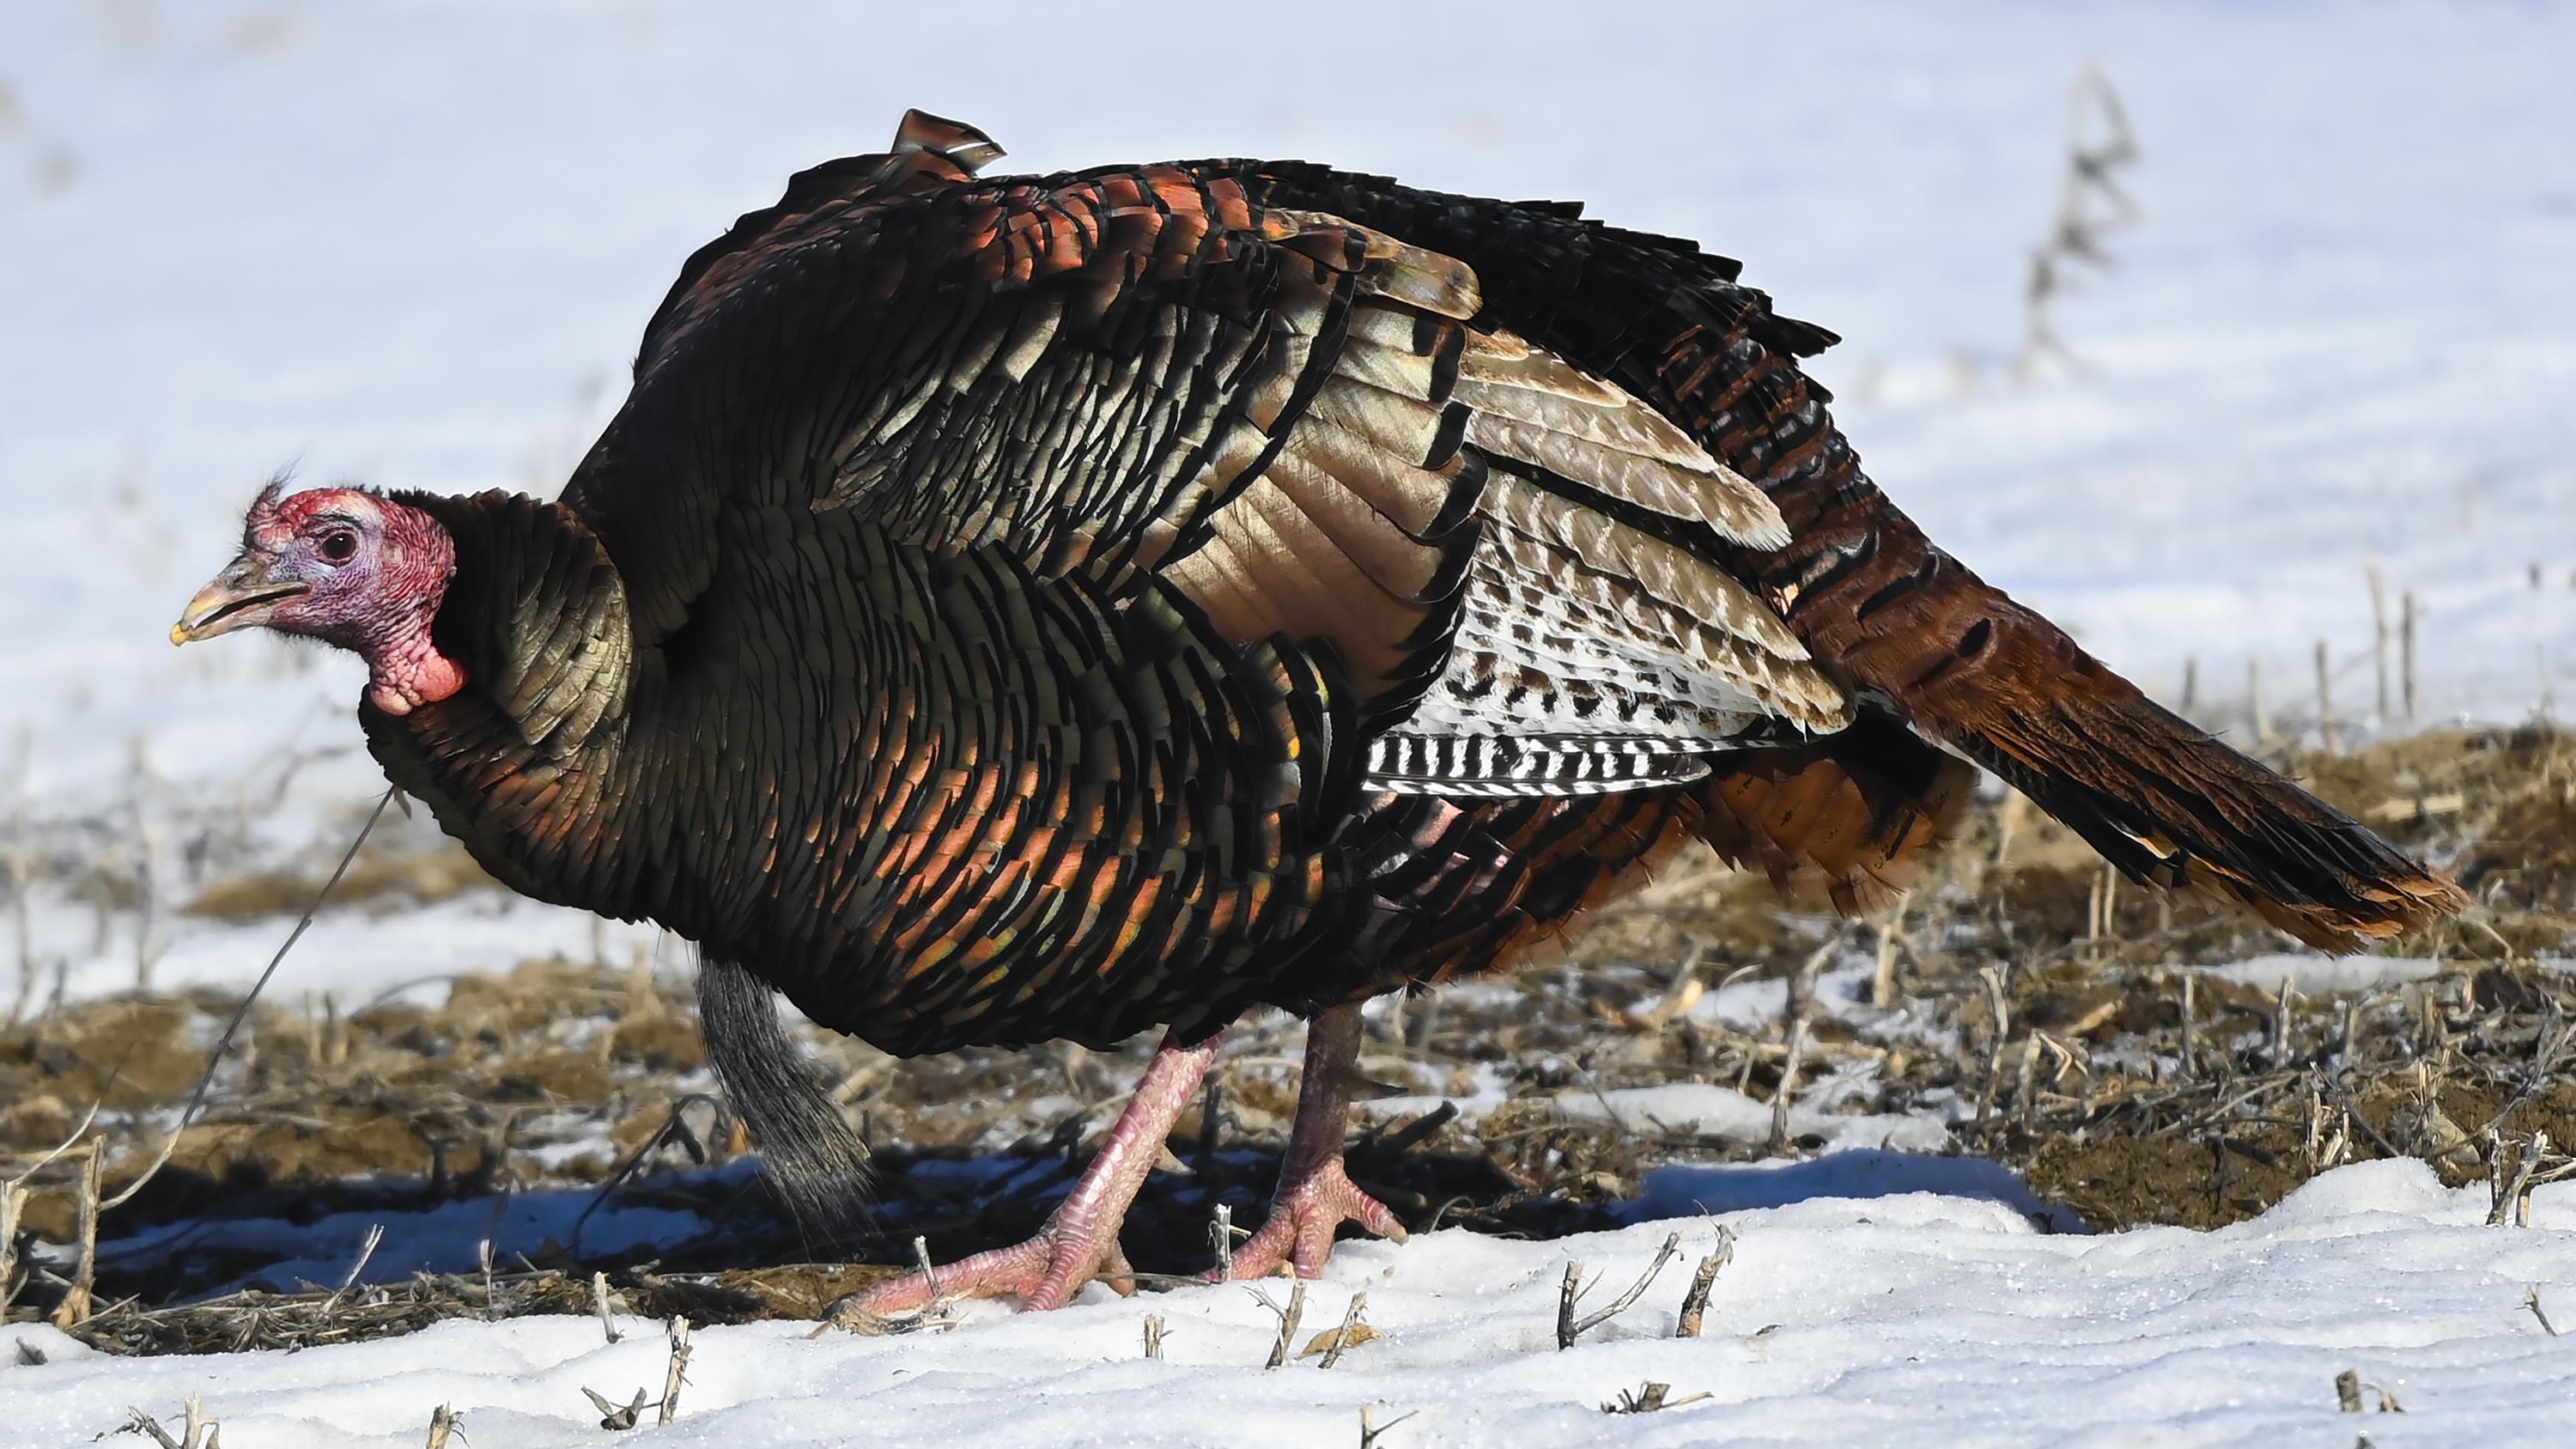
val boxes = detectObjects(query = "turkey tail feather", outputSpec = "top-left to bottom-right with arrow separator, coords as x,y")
696,954 -> 875,1251
1781,524 -> 2468,950
1692,712 -> 1975,916
1909,613 -> 2466,950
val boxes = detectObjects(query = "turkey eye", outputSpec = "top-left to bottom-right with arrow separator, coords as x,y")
320,530 -> 357,563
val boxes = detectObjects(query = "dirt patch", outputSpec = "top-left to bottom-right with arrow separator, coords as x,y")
181,843 -> 500,922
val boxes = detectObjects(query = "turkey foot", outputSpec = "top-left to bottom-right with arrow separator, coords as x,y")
1222,1154 -> 1406,1281
854,1030 -> 1217,1315
854,1218 -> 1142,1315
1214,1002 -> 1408,1282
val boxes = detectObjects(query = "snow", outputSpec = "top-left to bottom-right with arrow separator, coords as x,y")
2202,952 -> 2452,996
3,0 -> 2573,1441
11,1161 -> 2576,1446
1557,1082 -> 1954,1156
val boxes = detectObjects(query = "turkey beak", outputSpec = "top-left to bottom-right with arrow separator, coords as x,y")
170,554 -> 307,645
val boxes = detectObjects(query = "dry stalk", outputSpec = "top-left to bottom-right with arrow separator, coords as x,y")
1602,1381 -> 1712,1414
1257,1272 -> 1308,1369
1316,1292 -> 1370,1368
1771,934 -> 1841,1151
1211,1203 -> 1238,1283
1359,1405 -> 1416,1447
2490,1131 -> 2550,1226
125,1398 -> 217,1449
94,789 -> 399,1225
51,1145 -> 103,1328
2015,1035 -> 2044,1131
1142,1313 -> 1164,1359
581,1385 -> 648,1431
2178,973 -> 2198,1079
1973,966 -> 2011,1132
2524,1288 -> 2559,1337
126,1407 -> 184,1449
592,1269 -> 621,1343
811,1294 -> 957,1338
1675,1228 -> 1735,1338
910,1235 -> 942,1302
425,1404 -> 460,1449
0,1179 -> 22,1314
658,1316 -> 692,1425
1558,1232 -> 1682,1349
321,1223 -> 385,1314
2271,976 -> 2297,1069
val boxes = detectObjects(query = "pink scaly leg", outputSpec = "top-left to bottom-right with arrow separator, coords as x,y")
856,1031 -> 1218,1314
1219,1002 -> 1407,1281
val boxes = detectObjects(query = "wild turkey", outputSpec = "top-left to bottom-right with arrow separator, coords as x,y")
174,111 -> 2463,1311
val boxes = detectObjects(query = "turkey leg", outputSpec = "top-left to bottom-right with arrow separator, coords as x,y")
1219,1001 -> 1407,1281
854,1031 -> 1218,1314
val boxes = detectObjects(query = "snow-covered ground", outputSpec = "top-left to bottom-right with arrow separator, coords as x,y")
3,3 -> 2573,1443
11,1161 -> 2576,1447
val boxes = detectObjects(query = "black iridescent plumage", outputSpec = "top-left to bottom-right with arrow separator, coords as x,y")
339,113 -> 2460,1260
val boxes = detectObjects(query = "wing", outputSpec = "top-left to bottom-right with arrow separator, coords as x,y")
565,113 -> 1846,797
1230,160 -> 2462,944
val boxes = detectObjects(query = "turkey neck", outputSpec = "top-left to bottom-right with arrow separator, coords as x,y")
357,489 -> 652,917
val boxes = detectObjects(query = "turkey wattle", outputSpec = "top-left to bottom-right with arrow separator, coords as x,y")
173,110 -> 2464,1312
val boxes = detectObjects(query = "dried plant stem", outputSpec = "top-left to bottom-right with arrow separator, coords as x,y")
1771,934 -> 1839,1150
0,1179 -> 23,1314
323,1222 -> 385,1314
425,1404 -> 460,1449
1674,1228 -> 1735,1338
581,1385 -> 647,1431
102,788 -> 398,1220
1318,1292 -> 1370,1368
2521,1288 -> 2560,1337
2490,1131 -> 2549,1226
2178,973 -> 2198,1079
1260,1274 -> 1308,1369
911,1235 -> 941,1305
1558,1232 -> 1682,1349
2270,976 -> 2296,1069
1974,966 -> 2011,1132
126,1407 -> 184,1449
1142,1313 -> 1164,1359
1360,1405 -> 1417,1447
658,1317 -> 692,1425
52,1146 -> 103,1328
592,1270 -> 621,1343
